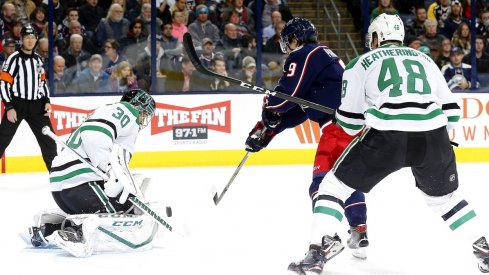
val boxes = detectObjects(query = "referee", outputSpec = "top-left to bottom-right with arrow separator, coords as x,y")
0,24 -> 57,171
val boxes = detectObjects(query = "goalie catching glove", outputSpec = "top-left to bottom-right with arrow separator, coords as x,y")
245,121 -> 277,152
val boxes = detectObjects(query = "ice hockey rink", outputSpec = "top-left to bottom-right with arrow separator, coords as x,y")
1,163 -> 489,275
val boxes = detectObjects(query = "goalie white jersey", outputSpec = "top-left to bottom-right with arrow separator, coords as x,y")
50,102 -> 141,191
336,44 -> 461,136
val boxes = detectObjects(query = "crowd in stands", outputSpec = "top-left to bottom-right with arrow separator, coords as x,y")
4,0 -> 487,94
0,0 -> 294,94
348,0 -> 489,90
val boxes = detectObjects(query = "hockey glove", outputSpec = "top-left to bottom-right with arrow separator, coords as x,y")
262,108 -> 281,129
245,121 -> 277,152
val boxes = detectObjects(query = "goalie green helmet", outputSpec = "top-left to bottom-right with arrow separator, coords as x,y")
366,14 -> 404,50
121,89 -> 155,129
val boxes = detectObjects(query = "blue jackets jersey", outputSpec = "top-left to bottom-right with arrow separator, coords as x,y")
265,44 -> 344,131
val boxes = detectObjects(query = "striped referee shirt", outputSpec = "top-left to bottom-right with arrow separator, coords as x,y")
0,50 -> 50,110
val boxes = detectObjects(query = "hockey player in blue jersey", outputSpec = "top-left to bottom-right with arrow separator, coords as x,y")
244,17 -> 369,263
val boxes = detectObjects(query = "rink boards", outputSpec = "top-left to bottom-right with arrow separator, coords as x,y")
1,93 -> 488,173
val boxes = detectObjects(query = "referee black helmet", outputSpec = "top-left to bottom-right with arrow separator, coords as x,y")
21,24 -> 38,39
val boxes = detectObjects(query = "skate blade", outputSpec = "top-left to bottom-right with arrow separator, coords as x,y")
352,247 -> 367,260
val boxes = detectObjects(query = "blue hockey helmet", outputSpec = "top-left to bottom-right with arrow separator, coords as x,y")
121,89 -> 156,129
280,17 -> 318,53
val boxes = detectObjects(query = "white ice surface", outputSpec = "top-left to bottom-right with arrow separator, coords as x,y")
1,163 -> 489,275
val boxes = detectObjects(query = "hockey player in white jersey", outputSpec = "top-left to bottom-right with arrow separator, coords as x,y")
288,14 -> 489,274
27,89 -> 159,257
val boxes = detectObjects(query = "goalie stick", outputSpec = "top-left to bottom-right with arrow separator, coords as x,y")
42,126 -> 174,233
182,33 -> 335,115
213,151 -> 250,205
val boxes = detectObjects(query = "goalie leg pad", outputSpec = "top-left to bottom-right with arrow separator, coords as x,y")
47,213 -> 159,257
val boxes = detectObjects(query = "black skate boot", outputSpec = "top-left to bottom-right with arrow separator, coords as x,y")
347,224 -> 369,260
28,222 -> 62,247
288,234 -> 344,274
473,237 -> 489,273
29,226 -> 47,247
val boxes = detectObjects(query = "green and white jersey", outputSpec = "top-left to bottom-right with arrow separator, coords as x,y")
50,102 -> 141,191
336,44 -> 461,136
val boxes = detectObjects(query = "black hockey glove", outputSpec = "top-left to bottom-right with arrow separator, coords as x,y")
261,108 -> 281,129
245,121 -> 277,152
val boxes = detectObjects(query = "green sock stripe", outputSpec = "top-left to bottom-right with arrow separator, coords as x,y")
314,206 -> 344,222
449,210 -> 476,231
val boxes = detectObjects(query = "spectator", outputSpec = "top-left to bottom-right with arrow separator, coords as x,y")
3,20 -> 24,50
239,34 -> 257,62
165,55 -> 208,92
136,3 -> 163,35
120,19 -> 147,65
435,37 -> 452,69
103,39 -> 127,75
216,23 -> 242,73
262,10 -> 281,43
223,9 -> 253,37
29,6 -> 47,37
96,3 -> 130,47
0,38 -> 16,67
74,54 -> 110,93
476,9 -> 489,38
199,37 -> 217,69
404,6 -> 427,44
427,0 -> 450,30
418,19 -> 446,58
109,60 -> 138,93
13,0 -> 36,24
441,47 -> 479,90
462,36 -> 489,73
52,55 -> 70,94
1,2 -> 17,34
57,8 -> 86,41
40,0 -> 64,25
160,22 -> 183,74
171,11 -> 188,42
78,0 -> 105,39
370,0 -> 399,22
263,20 -> 285,63
61,33 -> 91,83
156,0 -> 172,23
223,0 -> 255,32
36,37 -> 49,70
461,0 -> 484,20
451,22 -> 471,55
235,55 -> 256,83
248,0 -> 293,29
406,36 -> 422,50
441,0 -> 469,39
189,0 -> 220,26
188,5 -> 220,44
170,0 -> 190,26
209,55 -> 230,90
74,19 -> 97,54
133,35 -> 165,91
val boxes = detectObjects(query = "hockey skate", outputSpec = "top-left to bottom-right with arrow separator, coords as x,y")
288,234 -> 344,275
347,224 -> 369,260
47,226 -> 90,257
473,237 -> 489,273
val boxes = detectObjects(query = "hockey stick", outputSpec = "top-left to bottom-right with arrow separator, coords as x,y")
213,151 -> 251,205
42,126 -> 174,233
183,33 -> 335,115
